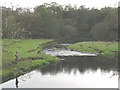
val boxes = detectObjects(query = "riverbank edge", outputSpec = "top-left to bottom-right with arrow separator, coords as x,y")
2,41 -> 60,83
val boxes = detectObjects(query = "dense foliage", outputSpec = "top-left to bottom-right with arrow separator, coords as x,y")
2,2 -> 118,42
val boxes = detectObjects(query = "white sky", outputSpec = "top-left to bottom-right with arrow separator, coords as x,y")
0,0 -> 119,9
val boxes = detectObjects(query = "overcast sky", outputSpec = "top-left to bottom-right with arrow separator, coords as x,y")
0,0 -> 119,9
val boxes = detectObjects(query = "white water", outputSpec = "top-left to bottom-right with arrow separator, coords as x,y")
43,48 -> 98,56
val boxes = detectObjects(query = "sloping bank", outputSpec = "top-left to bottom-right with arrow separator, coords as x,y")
2,39 -> 60,83
67,41 -> 119,58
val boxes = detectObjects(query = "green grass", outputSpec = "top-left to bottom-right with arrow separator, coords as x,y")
2,39 -> 60,82
68,41 -> 119,58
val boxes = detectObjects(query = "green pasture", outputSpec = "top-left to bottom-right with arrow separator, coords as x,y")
2,39 -> 60,82
68,41 -> 119,58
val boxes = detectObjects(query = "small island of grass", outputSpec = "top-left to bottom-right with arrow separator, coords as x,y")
67,41 -> 119,58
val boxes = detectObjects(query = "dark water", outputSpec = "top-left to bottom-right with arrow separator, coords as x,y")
39,56 -> 118,75
0,44 -> 118,88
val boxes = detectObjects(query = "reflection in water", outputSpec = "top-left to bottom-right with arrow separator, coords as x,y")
15,78 -> 19,88
19,73 -> 32,81
110,72 -> 118,78
38,56 -> 118,76
1,56 -> 118,88
1,44 -> 118,88
42,44 -> 118,76
15,73 -> 32,88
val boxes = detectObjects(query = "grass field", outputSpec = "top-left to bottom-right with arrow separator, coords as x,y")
2,39 -> 60,82
68,41 -> 119,58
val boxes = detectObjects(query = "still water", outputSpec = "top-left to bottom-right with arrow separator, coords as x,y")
1,44 -> 118,88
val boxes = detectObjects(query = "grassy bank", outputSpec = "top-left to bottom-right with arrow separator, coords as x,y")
2,39 -> 60,83
68,41 -> 119,58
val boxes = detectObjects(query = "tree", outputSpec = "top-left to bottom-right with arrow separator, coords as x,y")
91,22 -> 113,41
1,4 -> 118,42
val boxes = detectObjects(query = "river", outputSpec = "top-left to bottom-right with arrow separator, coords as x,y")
1,44 -> 118,88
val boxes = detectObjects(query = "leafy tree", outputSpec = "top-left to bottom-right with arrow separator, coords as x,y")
1,3 -> 118,42
91,22 -> 113,41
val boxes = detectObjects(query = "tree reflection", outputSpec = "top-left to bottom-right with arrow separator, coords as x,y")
37,56 -> 118,75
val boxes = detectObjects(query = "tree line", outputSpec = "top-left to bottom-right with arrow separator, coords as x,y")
2,2 -> 118,42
